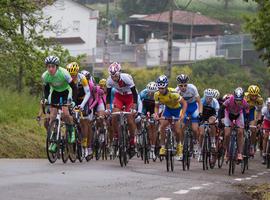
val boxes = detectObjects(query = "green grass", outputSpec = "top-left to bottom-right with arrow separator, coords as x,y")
0,89 -> 46,158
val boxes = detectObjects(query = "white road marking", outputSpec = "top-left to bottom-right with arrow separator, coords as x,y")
174,190 -> 190,194
154,198 -> 172,200
190,186 -> 203,190
251,175 -> 258,178
258,173 -> 264,175
202,183 -> 211,186
245,177 -> 252,180
234,178 -> 242,181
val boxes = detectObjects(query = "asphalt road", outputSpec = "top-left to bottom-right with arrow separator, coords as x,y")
0,156 -> 269,200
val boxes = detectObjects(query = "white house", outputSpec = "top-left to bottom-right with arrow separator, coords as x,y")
42,0 -> 99,56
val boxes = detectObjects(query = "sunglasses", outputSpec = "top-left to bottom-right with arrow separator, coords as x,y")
179,84 -> 187,88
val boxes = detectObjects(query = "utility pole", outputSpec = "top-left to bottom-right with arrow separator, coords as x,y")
104,0 -> 110,66
166,0 -> 173,79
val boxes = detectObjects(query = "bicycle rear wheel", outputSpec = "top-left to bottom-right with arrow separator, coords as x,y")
241,138 -> 249,174
202,135 -> 208,170
61,136 -> 69,164
267,141 -> 270,169
217,139 -> 225,168
142,129 -> 149,164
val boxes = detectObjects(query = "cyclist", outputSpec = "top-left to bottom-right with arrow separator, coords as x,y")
42,56 -> 78,152
198,88 -> 220,161
244,85 -> 263,156
154,75 -> 187,160
261,98 -> 270,164
176,74 -> 203,154
218,87 -> 249,161
138,81 -> 158,159
66,62 -> 91,158
105,62 -> 138,158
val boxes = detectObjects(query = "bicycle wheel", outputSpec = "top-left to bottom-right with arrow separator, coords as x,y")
166,150 -> 171,172
241,137 -> 249,174
142,129 -> 149,164
267,141 -> 270,169
202,135 -> 208,170
182,132 -> 190,171
69,128 -> 77,163
46,120 -> 59,164
228,133 -> 236,176
217,138 -> 225,169
209,137 -> 216,169
61,136 -> 69,164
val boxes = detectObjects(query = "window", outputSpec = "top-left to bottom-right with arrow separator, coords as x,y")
73,21 -> 80,32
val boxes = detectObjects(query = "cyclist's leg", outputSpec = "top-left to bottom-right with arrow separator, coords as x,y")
224,112 -> 232,158
236,113 -> 244,160
209,116 -> 217,147
125,94 -> 136,147
112,93 -> 123,140
262,119 -> 270,163
159,120 -> 169,155
249,108 -> 256,155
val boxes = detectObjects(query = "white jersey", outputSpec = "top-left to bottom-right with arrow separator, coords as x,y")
176,83 -> 199,104
106,73 -> 135,95
262,106 -> 270,121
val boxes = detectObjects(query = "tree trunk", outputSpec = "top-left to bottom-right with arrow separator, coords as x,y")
17,13 -> 24,93
224,0 -> 229,9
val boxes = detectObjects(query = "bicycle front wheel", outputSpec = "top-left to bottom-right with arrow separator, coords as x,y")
46,119 -> 59,164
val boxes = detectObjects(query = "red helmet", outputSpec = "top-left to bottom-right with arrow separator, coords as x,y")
108,62 -> 121,75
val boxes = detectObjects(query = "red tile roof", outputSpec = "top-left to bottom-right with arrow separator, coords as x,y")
139,10 -> 225,26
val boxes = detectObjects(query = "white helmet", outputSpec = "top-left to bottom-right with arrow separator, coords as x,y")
212,89 -> 220,99
108,62 -> 121,75
204,88 -> 215,98
266,98 -> 270,105
146,82 -> 158,92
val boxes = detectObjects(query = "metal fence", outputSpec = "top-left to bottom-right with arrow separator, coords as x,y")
92,34 -> 260,67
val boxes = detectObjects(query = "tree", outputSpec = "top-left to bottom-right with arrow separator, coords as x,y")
244,0 -> 270,66
0,0 -> 85,95
120,0 -> 169,17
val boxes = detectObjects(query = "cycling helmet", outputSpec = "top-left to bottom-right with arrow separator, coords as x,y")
248,85 -> 260,96
66,62 -> 79,76
266,98 -> 270,105
45,56 -> 59,66
213,89 -> 220,99
234,87 -> 244,101
204,88 -> 215,98
108,62 -> 121,75
81,70 -> 91,80
146,82 -> 158,92
176,74 -> 189,84
156,75 -> 168,88
99,79 -> 107,87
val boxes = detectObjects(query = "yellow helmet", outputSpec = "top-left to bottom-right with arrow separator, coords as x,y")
99,79 -> 107,87
66,62 -> 79,76
248,85 -> 260,96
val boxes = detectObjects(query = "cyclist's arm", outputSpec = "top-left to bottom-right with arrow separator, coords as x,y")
106,87 -> 112,110
130,86 -> 138,105
137,95 -> 143,113
196,96 -> 203,114
218,104 -> 226,120
179,97 -> 187,118
90,87 -> 99,109
80,81 -> 91,108
43,83 -> 50,100
69,81 -> 78,103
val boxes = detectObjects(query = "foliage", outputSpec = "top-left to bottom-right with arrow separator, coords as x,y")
244,0 -> 270,66
103,58 -> 270,98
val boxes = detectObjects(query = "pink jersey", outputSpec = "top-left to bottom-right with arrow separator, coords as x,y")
223,95 -> 249,115
89,85 -> 106,109
88,78 -> 96,106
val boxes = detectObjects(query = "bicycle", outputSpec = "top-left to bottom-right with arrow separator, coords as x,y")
92,115 -> 109,161
182,116 -> 194,171
137,113 -> 156,164
46,101 -> 72,164
241,125 -> 252,174
264,128 -> 270,169
200,121 -> 217,170
227,120 -> 242,176
111,110 -> 133,167
159,117 -> 178,172
217,126 -> 225,169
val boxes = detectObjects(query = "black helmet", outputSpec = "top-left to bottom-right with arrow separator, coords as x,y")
45,56 -> 60,66
176,74 -> 189,84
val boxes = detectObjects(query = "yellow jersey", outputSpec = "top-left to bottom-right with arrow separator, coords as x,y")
244,92 -> 263,110
154,88 -> 181,109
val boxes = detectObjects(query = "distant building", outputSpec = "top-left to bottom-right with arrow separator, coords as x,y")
119,10 -> 226,44
42,0 -> 99,56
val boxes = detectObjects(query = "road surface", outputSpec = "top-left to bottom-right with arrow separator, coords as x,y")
0,157 -> 269,200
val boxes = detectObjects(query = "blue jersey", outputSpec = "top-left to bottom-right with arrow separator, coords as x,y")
139,89 -> 155,114
110,88 -> 116,111
201,97 -> 220,117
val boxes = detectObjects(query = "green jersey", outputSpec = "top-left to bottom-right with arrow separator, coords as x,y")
42,67 -> 72,92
